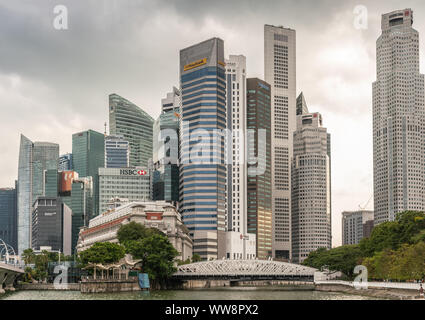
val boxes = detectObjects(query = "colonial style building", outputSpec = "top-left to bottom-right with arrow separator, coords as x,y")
77,201 -> 193,261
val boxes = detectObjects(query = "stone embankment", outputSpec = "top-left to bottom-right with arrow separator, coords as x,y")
315,281 -> 425,300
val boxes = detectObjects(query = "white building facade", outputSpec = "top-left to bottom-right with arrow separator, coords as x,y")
264,25 -> 296,260
373,9 -> 425,225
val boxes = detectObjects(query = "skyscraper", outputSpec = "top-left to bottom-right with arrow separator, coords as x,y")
0,185 -> 17,251
109,94 -> 154,168
373,9 -> 425,225
152,90 -> 180,203
291,105 -> 331,264
72,129 -> 104,219
246,78 -> 272,260
17,135 -> 59,254
224,55 -> 253,259
105,135 -> 130,168
179,38 -> 227,260
264,25 -> 296,260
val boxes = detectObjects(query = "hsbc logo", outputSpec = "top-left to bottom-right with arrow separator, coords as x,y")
120,169 -> 148,176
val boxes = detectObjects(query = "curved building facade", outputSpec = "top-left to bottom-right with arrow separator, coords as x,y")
109,94 -> 154,168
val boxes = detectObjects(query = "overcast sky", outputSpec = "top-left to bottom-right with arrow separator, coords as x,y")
1,0 -> 425,246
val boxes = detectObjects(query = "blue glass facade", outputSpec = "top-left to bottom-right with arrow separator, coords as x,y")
179,38 -> 227,260
0,185 -> 17,251
105,135 -> 130,168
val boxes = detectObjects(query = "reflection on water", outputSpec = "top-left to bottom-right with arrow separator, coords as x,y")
1,288 -> 380,300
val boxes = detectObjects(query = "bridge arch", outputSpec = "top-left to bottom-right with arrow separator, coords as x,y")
173,259 -> 317,280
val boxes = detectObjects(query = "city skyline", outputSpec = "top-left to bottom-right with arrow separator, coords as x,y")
3,1 -> 425,247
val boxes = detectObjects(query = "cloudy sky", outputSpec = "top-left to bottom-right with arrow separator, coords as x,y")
1,0 -> 424,246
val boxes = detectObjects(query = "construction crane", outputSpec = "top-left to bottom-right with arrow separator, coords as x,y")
359,195 -> 373,210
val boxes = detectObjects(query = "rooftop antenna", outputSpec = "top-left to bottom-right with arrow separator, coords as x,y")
104,122 -> 107,136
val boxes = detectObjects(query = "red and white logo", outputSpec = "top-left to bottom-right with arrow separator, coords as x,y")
137,170 -> 147,176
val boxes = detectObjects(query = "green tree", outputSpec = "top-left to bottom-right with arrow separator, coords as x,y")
303,245 -> 363,278
21,248 -> 35,265
79,242 -> 126,266
191,254 -> 202,263
126,234 -> 179,283
117,222 -> 163,243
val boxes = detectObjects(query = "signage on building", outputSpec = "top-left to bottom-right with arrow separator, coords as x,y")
119,169 -> 148,176
184,58 -> 207,71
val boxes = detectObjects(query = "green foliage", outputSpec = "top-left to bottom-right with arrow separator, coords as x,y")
360,211 -> 425,257
117,222 -> 164,245
125,234 -> 179,282
192,254 -> 202,263
302,245 -> 363,278
303,211 -> 425,281
363,242 -> 425,281
79,242 -> 126,266
22,248 -> 35,265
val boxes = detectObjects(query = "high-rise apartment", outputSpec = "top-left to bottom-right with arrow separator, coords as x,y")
105,135 -> 130,168
264,25 -> 296,260
109,94 -> 154,168
179,38 -> 227,260
373,8 -> 425,225
291,106 -> 331,264
17,135 -> 59,254
246,78 -> 272,260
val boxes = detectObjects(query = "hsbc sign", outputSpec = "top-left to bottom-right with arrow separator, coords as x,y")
120,169 -> 148,176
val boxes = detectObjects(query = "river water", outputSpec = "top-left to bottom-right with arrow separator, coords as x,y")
1,288 -> 380,300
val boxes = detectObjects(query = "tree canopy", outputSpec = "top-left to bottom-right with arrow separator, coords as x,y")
79,242 -> 125,266
117,221 -> 164,244
303,211 -> 425,281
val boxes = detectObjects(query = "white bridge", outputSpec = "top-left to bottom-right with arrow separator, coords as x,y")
0,239 -> 23,293
173,259 -> 317,281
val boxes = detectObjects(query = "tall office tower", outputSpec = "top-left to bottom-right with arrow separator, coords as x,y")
105,135 -> 130,168
264,25 -> 296,260
291,109 -> 331,264
246,78 -> 272,260
152,98 -> 180,203
224,55 -> 254,260
0,185 -> 17,251
179,38 -> 227,260
59,153 -> 73,171
17,135 -> 59,254
161,86 -> 181,113
342,210 -> 374,245
373,8 -> 425,225
31,197 -> 72,256
72,129 -> 104,219
109,94 -> 154,168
